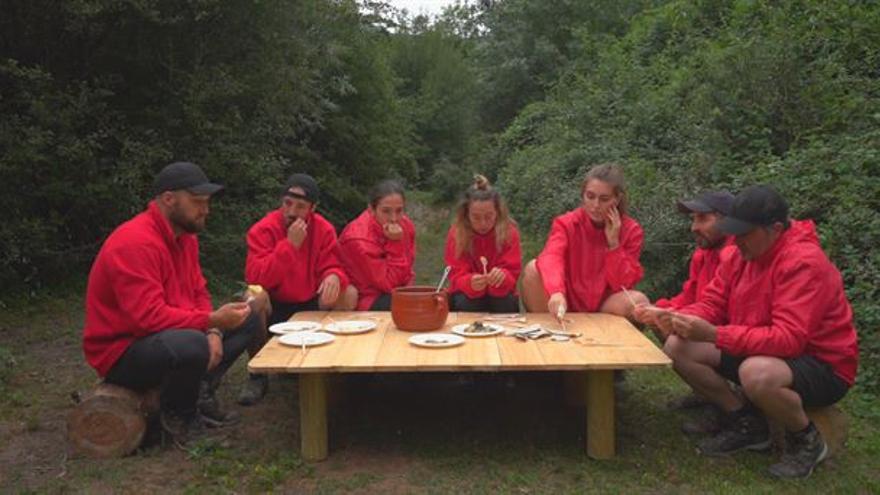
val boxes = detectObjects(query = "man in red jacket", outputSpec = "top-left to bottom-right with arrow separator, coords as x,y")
638,185 -> 859,479
83,162 -> 260,447
240,173 -> 356,404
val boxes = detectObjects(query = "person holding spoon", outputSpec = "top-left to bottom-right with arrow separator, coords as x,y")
339,180 -> 416,310
522,163 -> 648,319
444,175 -> 521,313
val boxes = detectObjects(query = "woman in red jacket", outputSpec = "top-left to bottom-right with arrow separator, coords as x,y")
444,175 -> 521,313
522,163 -> 647,318
339,180 -> 416,310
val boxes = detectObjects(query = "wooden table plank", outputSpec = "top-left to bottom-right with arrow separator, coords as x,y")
248,311 -> 329,373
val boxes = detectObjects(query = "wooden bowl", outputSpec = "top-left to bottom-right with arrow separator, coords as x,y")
391,286 -> 449,332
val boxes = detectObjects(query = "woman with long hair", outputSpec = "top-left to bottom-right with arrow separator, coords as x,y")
444,175 -> 521,313
339,180 -> 416,311
522,163 -> 648,318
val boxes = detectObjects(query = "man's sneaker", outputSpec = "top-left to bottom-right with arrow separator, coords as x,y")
667,392 -> 710,411
237,374 -> 268,406
681,404 -> 724,435
160,410 -> 209,449
198,381 -> 241,427
768,422 -> 828,479
698,409 -> 771,456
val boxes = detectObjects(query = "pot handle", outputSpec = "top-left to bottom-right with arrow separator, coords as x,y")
433,293 -> 446,309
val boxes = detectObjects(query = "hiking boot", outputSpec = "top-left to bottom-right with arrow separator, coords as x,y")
198,381 -> 241,427
768,422 -> 828,479
698,409 -> 770,456
237,374 -> 268,406
160,410 -> 209,449
667,392 -> 710,411
681,404 -> 724,435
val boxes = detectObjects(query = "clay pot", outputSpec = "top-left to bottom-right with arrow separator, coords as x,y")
391,286 -> 449,332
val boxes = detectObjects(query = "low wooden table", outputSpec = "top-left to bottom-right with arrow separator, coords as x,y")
248,311 -> 670,461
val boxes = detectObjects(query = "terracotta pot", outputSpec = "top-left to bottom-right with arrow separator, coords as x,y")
391,286 -> 449,332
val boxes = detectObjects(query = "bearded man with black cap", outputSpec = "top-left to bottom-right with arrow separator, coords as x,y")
241,173 -> 356,405
641,185 -> 859,479
83,162 -> 261,447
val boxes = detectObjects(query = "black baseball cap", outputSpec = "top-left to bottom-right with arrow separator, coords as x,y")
677,191 -> 734,215
717,185 -> 790,235
283,173 -> 320,204
153,162 -> 223,196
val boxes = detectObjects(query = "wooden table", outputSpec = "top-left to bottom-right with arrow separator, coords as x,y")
248,311 -> 670,461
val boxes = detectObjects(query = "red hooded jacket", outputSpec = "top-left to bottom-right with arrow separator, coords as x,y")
245,209 -> 349,304
536,208 -> 644,312
656,239 -> 735,310
83,201 -> 213,377
679,220 -> 859,386
338,209 -> 416,310
444,223 -> 522,299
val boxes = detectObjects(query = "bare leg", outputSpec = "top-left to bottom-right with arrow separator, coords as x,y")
599,290 -> 648,320
664,335 -> 742,413
739,356 -> 809,431
521,259 -> 549,312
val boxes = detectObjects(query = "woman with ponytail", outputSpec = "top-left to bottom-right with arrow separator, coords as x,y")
444,175 -> 522,313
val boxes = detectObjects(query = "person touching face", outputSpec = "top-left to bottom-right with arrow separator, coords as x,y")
282,186 -> 316,248
370,193 -> 406,240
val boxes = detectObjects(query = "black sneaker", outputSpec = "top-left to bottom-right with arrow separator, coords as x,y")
237,374 -> 269,406
198,382 -> 241,427
698,409 -> 771,456
667,392 -> 710,411
160,410 -> 209,449
768,422 -> 828,479
681,404 -> 724,435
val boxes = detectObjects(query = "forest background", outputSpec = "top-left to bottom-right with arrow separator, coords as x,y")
1,0 -> 878,408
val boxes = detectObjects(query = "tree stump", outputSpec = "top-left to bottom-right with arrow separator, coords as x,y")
769,405 -> 849,457
67,383 -> 160,458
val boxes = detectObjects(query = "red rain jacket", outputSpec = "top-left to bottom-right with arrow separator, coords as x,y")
245,209 -> 349,304
680,220 -> 859,386
339,209 -> 416,310
536,208 -> 644,312
83,201 -> 213,377
444,224 -> 522,299
656,239 -> 735,310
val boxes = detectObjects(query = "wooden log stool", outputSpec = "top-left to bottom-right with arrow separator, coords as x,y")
67,383 -> 160,458
769,405 -> 849,457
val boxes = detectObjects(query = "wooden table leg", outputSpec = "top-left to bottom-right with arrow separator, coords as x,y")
299,373 -> 328,462
586,370 -> 615,459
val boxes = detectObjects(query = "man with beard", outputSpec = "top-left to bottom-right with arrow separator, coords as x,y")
83,162 -> 260,447
635,190 -> 734,432
240,173 -> 356,405
638,186 -> 858,479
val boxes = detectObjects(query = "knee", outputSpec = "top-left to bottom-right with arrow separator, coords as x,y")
663,334 -> 685,360
164,329 -> 210,370
628,290 -> 649,306
738,357 -> 781,397
523,259 -> 539,284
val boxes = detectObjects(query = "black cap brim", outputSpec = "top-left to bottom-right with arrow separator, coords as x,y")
677,199 -> 713,214
717,216 -> 757,235
187,183 -> 224,195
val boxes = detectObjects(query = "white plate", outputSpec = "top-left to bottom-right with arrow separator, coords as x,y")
269,321 -> 323,335
278,331 -> 335,347
324,320 -> 377,335
408,333 -> 465,348
450,322 -> 506,338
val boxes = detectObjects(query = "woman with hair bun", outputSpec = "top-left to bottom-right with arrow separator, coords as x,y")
444,175 -> 522,313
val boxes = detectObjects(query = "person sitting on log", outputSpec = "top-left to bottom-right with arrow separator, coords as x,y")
633,185 -> 859,478
239,173 -> 356,405
83,162 -> 263,447
444,174 -> 521,313
339,180 -> 416,311
521,163 -> 649,319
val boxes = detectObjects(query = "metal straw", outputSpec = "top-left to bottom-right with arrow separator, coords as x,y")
435,266 -> 452,293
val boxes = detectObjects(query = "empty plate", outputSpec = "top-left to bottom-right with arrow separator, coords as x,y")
408,333 -> 465,348
324,320 -> 377,335
278,331 -> 334,347
269,321 -> 323,335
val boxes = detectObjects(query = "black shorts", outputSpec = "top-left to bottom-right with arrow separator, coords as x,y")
718,353 -> 849,408
270,297 -> 320,325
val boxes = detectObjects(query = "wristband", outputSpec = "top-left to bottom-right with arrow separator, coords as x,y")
206,328 -> 222,338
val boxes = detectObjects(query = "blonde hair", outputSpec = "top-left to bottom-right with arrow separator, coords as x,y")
453,174 -> 516,258
581,162 -> 628,214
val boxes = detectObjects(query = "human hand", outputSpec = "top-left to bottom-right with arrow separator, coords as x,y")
470,273 -> 489,291
209,302 -> 251,330
669,313 -> 717,342
287,218 -> 308,248
604,206 -> 621,249
318,274 -> 341,307
487,267 -> 505,288
548,292 -> 567,321
383,222 -> 403,241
